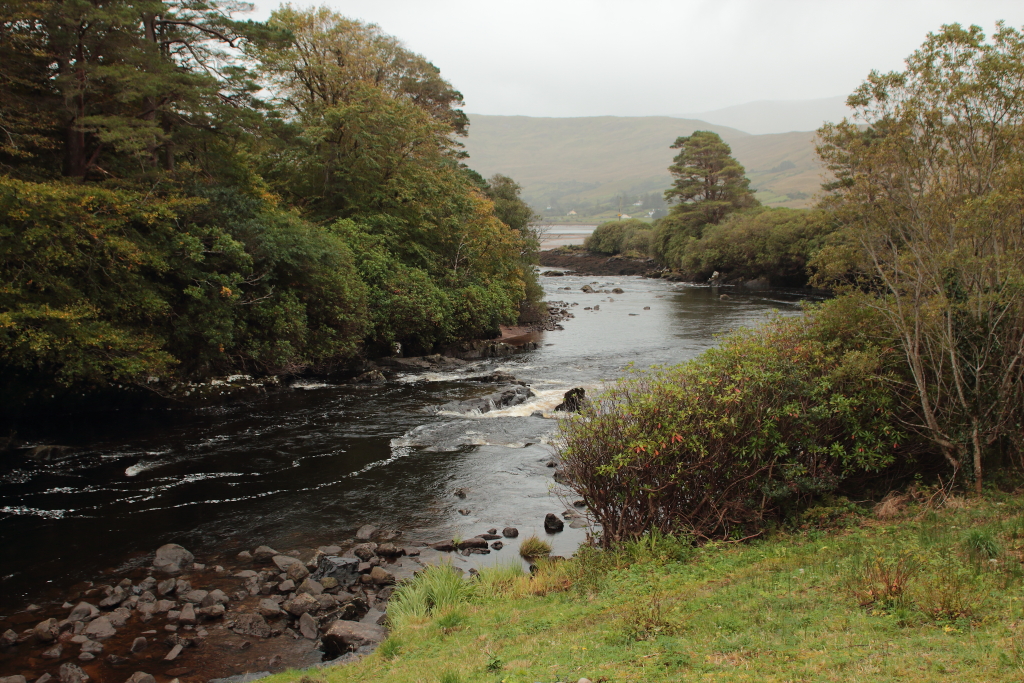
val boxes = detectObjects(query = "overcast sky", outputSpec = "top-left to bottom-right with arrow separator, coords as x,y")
247,1 -> 1024,118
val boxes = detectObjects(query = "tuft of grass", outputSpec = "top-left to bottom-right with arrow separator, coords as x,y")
435,610 -> 467,634
437,671 -> 462,683
475,562 -> 528,597
518,535 -> 551,558
376,637 -> 401,660
961,527 -> 1000,560
386,563 -> 472,628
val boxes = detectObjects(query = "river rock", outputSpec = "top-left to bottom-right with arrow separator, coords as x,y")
68,602 -> 99,622
286,561 -> 309,582
35,618 -> 59,642
174,579 -> 191,594
430,541 -> 456,552
84,616 -> 116,640
197,604 -> 225,619
502,527 -> 519,538
156,579 -> 176,596
272,554 -> 301,571
81,639 -> 103,654
277,579 -> 295,593
201,589 -> 229,607
138,591 -> 156,604
310,555 -> 360,587
554,387 -> 586,412
42,643 -> 63,659
154,599 -> 175,613
581,285 -> 595,293
59,663 -> 89,683
457,537 -> 489,550
231,614 -> 271,638
164,644 -> 182,661
491,541 -> 504,550
256,599 -> 282,617
178,603 -> 196,625
298,578 -> 323,595
298,612 -> 318,640
478,533 -> 501,540
369,566 -> 395,585
233,570 -> 257,579
99,586 -> 127,608
130,636 -> 148,653
355,524 -> 377,540
321,620 -> 386,657
153,544 -> 194,573
352,543 -> 377,561
108,608 -> 131,627
438,385 -> 534,415
124,673 -> 156,683
544,513 -> 565,533
252,546 -> 279,563
0,677 -> 27,683
181,590 -> 208,605
376,542 -> 404,557
283,593 -> 320,617
1,629 -> 17,647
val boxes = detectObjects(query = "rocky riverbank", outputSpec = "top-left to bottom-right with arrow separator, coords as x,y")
0,504 -> 591,683
537,249 -> 661,277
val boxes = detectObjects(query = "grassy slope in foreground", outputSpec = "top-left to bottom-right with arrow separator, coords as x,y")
461,114 -> 822,211
270,493 -> 1024,683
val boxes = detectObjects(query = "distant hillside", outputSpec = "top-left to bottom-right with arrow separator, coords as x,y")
462,115 -> 824,214
685,96 -> 851,135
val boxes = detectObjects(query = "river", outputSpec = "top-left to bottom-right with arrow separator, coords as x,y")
0,272 -> 814,616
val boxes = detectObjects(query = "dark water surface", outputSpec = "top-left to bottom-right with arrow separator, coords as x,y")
0,273 -> 815,613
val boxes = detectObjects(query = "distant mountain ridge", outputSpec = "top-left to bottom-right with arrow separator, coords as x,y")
462,114 -> 825,212
684,96 -> 852,135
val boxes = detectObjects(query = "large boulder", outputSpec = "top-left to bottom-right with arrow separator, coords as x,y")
153,544 -> 194,573
456,537 -> 489,550
554,387 -> 586,413
271,555 -> 301,571
544,513 -> 565,533
310,555 -> 360,588
34,618 -> 58,642
438,385 -> 534,415
252,546 -> 278,563
321,620 -> 387,657
231,613 -> 271,638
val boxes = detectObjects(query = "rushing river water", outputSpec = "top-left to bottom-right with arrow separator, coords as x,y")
0,273 -> 815,614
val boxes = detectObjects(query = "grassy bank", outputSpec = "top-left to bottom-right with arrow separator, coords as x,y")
270,490 -> 1024,683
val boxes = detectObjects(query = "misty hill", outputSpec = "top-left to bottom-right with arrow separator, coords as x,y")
462,115 -> 823,214
685,96 -> 852,135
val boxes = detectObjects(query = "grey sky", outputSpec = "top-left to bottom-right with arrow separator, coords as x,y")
248,1 -> 1024,118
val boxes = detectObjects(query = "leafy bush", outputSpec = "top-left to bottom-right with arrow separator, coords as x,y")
585,218 -> 653,255
557,296 -> 909,544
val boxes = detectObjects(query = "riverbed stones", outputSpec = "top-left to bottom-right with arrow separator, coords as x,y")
252,546 -> 279,563
430,541 -> 456,552
154,599 -> 175,613
130,636 -> 148,653
80,639 -> 103,654
201,589 -> 229,607
369,566 -> 395,585
355,524 -> 377,540
456,537 -> 488,550
197,604 -> 226,619
124,673 -> 156,683
554,387 -> 586,412
351,543 -> 377,561
153,544 -> 194,573
231,614 -> 271,638
156,579 -> 176,596
42,643 -> 63,659
84,616 -> 116,640
181,589 -> 208,604
1,629 -> 17,647
272,554 -> 301,571
174,579 -> 191,595
502,527 -> 519,538
99,586 -> 127,608
321,620 -> 386,657
283,592 -> 320,617
298,612 -> 318,640
58,663 -> 89,683
164,644 -> 182,661
34,618 -> 59,642
108,607 -> 131,627
491,541 -> 504,550
68,602 -> 99,622
277,579 -> 295,593
178,603 -> 196,626
285,561 -> 309,582
257,599 -> 282,618
375,542 -> 404,557
298,578 -> 323,595
544,513 -> 565,533
0,677 -> 27,683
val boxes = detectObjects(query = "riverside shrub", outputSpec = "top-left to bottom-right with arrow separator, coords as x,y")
585,219 -> 653,256
557,297 -> 908,545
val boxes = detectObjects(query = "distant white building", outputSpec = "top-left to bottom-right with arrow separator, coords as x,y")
621,214 -> 631,219
633,200 -> 643,206
568,210 -> 577,215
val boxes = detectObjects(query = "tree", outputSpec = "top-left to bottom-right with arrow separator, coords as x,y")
654,131 -> 759,266
817,23 -> 1024,493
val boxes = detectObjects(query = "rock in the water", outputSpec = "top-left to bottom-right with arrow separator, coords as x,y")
430,541 -> 456,552
0,677 -> 27,683
544,513 -> 565,533
78,653 -> 95,662
108,608 -> 131,627
153,544 -> 194,573
164,644 -> 182,661
34,618 -> 59,642
174,579 -> 191,594
81,639 -> 103,654
58,663 -> 89,683
130,636 -> 148,653
297,578 -> 323,596
36,676 -> 52,683
197,604 -> 226,619
490,541 -> 504,550
456,537 -> 489,550
99,586 -> 127,608
282,592 -> 320,617
310,555 -> 360,588
180,590 -> 208,605
554,387 -> 586,412
155,579 -> 176,596
355,524 -> 377,540
277,579 -> 295,593
351,543 -> 377,561
375,542 -> 404,557
298,612 -> 318,640
502,527 -> 519,538
68,602 -> 99,622
321,620 -> 387,657
438,385 -> 534,415
84,616 -> 116,640
236,550 -> 253,561
271,554 -> 300,571
256,599 -> 282,618
369,566 -> 395,585
201,589 -> 229,607
285,561 -> 309,582
581,285 -> 595,293
1,629 -> 18,647
478,533 -> 501,540
124,673 -> 156,683
154,599 -> 175,613
178,603 -> 196,626
42,643 -> 63,659
230,614 -> 271,638
252,546 -> 278,563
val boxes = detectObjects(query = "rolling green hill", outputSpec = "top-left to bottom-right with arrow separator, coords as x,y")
461,114 -> 824,216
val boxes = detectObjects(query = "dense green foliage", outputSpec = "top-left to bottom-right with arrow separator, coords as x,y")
815,23 -> 1024,493
558,297 -> 911,544
677,207 -> 835,286
0,2 -> 537,401
583,218 -> 653,256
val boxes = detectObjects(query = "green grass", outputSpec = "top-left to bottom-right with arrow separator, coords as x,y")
518,535 -> 552,559
269,491 -> 1024,682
